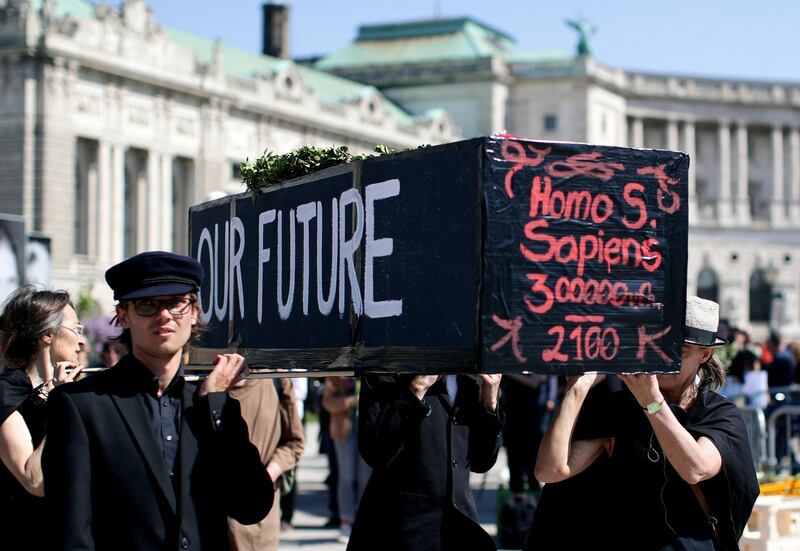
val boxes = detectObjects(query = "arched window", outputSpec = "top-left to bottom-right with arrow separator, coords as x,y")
749,269 -> 772,322
696,268 -> 719,303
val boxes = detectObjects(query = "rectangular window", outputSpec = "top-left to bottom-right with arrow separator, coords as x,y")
544,114 -> 558,132
232,162 -> 243,180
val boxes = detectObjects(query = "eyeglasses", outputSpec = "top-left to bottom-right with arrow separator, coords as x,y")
61,324 -> 84,337
130,297 -> 196,317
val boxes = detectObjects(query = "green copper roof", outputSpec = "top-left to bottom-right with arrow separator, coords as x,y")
317,17 -> 518,69
1,0 -> 95,18
164,26 -> 419,125
356,17 -> 514,43
164,26 -> 286,77
14,1 -> 422,126
295,67 -> 417,124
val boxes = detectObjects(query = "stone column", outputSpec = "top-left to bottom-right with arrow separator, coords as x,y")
147,151 -> 162,250
97,141 -> 112,264
110,144 -> 125,264
630,117 -> 644,148
717,121 -> 733,223
257,116 -> 270,154
682,120 -> 698,225
789,127 -> 800,225
770,125 -> 786,227
734,122 -> 751,225
666,119 -> 679,151
86,146 -> 99,258
136,163 -> 147,254
160,155 -> 173,251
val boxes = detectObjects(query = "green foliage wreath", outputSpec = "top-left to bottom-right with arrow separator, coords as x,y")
239,144 -> 405,194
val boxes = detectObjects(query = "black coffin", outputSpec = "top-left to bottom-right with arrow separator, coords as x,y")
188,136 -> 688,375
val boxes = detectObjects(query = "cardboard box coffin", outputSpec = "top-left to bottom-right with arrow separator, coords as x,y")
188,136 -> 688,375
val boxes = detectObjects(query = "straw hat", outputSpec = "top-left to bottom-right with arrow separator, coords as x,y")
684,295 -> 728,347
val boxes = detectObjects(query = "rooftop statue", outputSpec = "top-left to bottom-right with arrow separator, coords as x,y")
566,17 -> 596,56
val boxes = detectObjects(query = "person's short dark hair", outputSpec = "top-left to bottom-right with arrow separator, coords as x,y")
101,340 -> 127,356
768,331 -> 782,348
728,349 -> 757,382
0,285 -> 73,371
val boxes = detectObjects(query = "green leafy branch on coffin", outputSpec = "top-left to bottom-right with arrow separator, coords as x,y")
239,144 -> 418,196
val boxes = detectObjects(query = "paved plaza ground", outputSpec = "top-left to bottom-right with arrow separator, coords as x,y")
278,422 -> 510,551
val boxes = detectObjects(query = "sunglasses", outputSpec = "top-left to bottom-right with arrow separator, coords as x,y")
129,297 -> 196,317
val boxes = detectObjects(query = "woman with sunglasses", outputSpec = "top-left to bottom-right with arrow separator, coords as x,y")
0,285 -> 84,550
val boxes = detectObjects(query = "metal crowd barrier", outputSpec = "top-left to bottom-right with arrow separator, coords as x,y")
767,405 -> 800,475
721,385 -> 800,475
739,405 -> 768,472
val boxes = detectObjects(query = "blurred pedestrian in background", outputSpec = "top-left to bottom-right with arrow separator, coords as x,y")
280,377 -> 307,531
101,340 -> 127,368
322,376 -> 370,542
501,374 -> 556,495
228,378 -> 304,550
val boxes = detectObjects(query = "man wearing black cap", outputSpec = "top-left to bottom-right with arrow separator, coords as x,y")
43,251 -> 273,550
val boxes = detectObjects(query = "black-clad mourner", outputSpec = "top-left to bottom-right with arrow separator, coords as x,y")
533,296 -> 759,550
0,286 -> 84,551
43,251 -> 273,550
347,372 -> 503,551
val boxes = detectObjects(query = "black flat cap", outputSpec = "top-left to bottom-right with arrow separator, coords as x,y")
105,251 -> 204,301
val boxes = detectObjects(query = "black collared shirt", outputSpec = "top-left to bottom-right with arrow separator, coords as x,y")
127,358 -> 183,479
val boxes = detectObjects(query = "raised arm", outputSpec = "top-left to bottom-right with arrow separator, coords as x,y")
199,354 -> 274,524
535,373 -> 608,484
620,374 -> 722,484
357,374 -> 435,470
466,374 -> 504,473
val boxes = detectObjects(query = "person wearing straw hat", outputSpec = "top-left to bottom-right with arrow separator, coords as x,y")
42,251 -> 273,551
533,296 -> 759,550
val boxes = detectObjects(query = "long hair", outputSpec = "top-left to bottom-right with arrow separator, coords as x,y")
0,285 -> 73,371
699,353 -> 726,390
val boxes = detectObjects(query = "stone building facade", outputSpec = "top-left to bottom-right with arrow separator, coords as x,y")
0,0 -> 458,310
318,18 -> 800,338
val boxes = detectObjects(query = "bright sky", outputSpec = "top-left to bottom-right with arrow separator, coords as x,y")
141,0 -> 799,82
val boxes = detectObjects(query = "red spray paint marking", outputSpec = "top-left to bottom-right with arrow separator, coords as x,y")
520,218 -> 664,276
490,314 -> 527,364
637,164 -> 681,214
546,152 -> 624,181
564,315 -> 605,323
500,140 -> 552,199
636,325 -> 673,365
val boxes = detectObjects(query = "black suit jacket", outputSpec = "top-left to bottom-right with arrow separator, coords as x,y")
348,374 -> 503,551
43,354 -> 272,551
